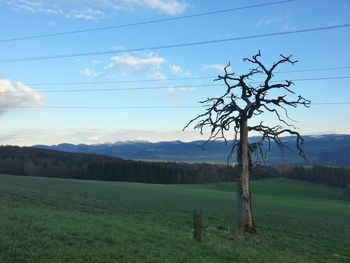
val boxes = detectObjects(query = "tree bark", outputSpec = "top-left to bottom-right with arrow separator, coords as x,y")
237,117 -> 256,234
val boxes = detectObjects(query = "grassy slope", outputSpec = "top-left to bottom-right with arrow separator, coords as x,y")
0,175 -> 349,263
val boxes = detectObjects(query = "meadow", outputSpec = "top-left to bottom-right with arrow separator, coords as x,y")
0,174 -> 349,262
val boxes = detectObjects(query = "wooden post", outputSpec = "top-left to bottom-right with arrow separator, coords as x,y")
193,209 -> 202,241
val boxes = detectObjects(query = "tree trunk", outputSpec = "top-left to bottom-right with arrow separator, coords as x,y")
237,117 -> 256,234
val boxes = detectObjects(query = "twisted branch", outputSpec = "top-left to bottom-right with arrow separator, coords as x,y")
184,51 -> 310,164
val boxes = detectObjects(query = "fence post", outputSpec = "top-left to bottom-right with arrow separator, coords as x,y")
193,209 -> 202,241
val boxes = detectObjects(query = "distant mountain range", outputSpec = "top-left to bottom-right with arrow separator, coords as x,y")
34,134 -> 350,166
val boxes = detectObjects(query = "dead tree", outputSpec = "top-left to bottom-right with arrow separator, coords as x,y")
184,51 -> 310,234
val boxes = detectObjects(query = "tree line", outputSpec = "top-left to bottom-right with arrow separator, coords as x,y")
0,146 -> 349,189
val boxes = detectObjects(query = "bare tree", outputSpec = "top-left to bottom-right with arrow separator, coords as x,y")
184,51 -> 310,234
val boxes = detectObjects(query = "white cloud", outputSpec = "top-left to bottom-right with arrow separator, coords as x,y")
123,0 -> 187,15
169,64 -> 183,75
165,86 -> 193,94
2,128 -> 350,147
7,0 -> 105,20
0,79 -> 44,115
256,14 -> 296,31
149,72 -> 166,81
7,0 -> 64,15
6,0 -> 188,20
80,68 -> 98,77
164,86 -> 194,106
205,64 -> 230,72
256,16 -> 275,28
0,129 -> 203,146
169,64 -> 193,77
66,8 -> 105,21
106,53 -> 165,72
87,135 -> 100,142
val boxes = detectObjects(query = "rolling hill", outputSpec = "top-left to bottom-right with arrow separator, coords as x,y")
0,174 -> 348,262
35,134 -> 350,166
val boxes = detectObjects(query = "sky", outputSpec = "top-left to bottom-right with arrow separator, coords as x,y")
0,0 -> 350,146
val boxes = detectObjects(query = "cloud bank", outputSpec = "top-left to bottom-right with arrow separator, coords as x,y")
6,0 -> 188,20
0,79 -> 44,115
106,53 -> 165,71
0,129 -> 203,146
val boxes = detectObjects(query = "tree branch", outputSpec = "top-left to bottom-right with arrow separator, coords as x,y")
184,51 -> 310,164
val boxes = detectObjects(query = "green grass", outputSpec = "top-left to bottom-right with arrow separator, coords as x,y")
0,174 -> 349,263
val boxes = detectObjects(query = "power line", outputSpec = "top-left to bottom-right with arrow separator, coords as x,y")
1,65 -> 350,88
0,83 -> 219,94
0,101 -> 349,110
1,24 -> 349,63
0,76 -> 349,94
312,102 -> 350,105
0,105 -> 200,109
279,76 -> 350,82
276,66 -> 350,74
0,0 -> 294,43
23,77 -> 216,87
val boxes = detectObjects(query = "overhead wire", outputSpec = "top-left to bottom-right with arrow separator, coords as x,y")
1,24 -> 349,63
277,66 -> 350,74
0,84 -> 219,94
0,76 -> 349,94
0,0 -> 294,43
0,102 -> 349,110
0,65 -> 349,89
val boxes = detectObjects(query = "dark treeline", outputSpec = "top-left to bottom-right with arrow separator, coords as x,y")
0,146 -> 271,184
289,166 -> 350,188
0,146 -> 349,188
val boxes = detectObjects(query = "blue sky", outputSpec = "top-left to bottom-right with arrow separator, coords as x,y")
0,0 -> 349,145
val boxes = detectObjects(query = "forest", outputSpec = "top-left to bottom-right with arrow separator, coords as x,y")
0,146 -> 349,189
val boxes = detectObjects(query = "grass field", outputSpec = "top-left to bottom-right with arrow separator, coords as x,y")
0,174 -> 349,262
